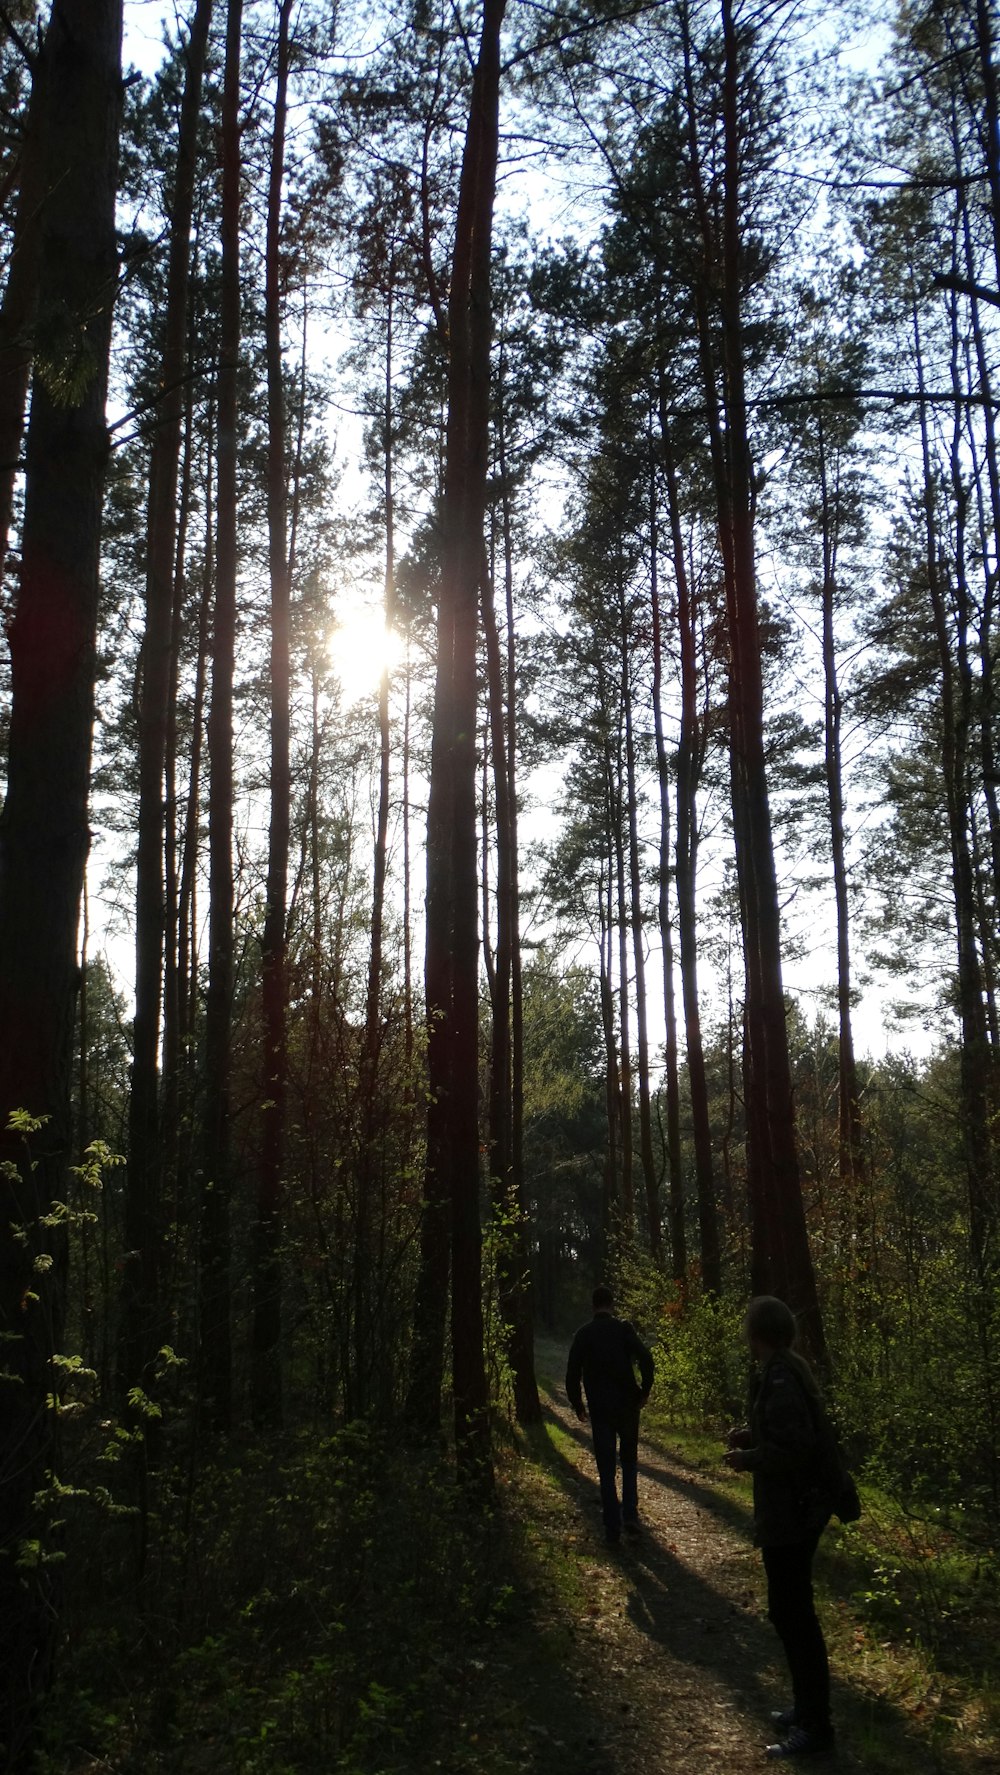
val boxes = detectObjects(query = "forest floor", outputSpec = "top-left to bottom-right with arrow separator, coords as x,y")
465,1341 -> 1000,1775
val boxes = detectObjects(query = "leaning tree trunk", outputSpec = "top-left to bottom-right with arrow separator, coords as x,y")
0,2 -> 122,1762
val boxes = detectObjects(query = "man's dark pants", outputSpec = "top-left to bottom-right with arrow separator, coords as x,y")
761,1531 -> 831,1735
589,1402 -> 640,1536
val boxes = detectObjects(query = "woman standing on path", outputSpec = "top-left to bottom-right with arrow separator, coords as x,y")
724,1296 -> 835,1762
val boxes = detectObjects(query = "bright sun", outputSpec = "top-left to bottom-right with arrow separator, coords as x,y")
327,606 -> 404,706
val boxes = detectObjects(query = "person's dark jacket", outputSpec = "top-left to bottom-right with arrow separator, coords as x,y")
566,1312 -> 654,1418
743,1349 -> 829,1547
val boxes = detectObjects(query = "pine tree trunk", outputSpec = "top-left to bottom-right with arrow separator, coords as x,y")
661,436 -> 720,1294
0,1 -> 122,1757
814,406 -> 864,1193
161,376 -> 196,1240
599,861 -> 620,1262
504,513 -> 531,1389
0,38 -> 47,581
917,294 -> 995,1274
649,486 -> 686,1283
124,0 -> 212,1405
608,658 -> 634,1235
623,608 -> 661,1263
252,0 -> 293,1430
407,0 -> 506,1484
200,0 -> 242,1433
680,0 -> 821,1351
482,519 -> 539,1423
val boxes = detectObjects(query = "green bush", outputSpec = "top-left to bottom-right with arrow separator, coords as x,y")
40,1422 -> 516,1773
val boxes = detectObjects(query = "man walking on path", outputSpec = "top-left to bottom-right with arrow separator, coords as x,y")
566,1285 -> 654,1545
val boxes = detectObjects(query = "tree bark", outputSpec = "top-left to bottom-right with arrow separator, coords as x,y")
916,287 -> 995,1274
407,0 -> 506,1485
252,0 -> 293,1431
681,0 -> 822,1352
0,0 -> 122,1759
623,590 -> 660,1263
200,0 -> 242,1433
661,431 -> 720,1294
648,474 -> 686,1283
813,403 -> 864,1194
123,0 -> 212,1406
0,34 -> 46,582
482,519 -> 539,1423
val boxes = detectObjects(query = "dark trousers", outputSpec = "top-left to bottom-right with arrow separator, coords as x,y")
761,1533 -> 831,1735
590,1403 -> 640,1535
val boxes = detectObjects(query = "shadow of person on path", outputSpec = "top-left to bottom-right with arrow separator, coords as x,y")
530,1384 -> 998,1774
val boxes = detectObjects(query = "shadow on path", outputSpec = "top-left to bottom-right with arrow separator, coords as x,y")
528,1366 -> 998,1773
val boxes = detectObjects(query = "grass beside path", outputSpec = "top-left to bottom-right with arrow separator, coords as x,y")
518,1338 -> 1000,1774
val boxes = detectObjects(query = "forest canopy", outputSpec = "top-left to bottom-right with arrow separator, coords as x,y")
0,0 -> 998,1767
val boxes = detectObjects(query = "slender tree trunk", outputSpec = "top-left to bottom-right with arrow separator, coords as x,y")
252,0 -> 293,1430
482,521 -> 539,1423
599,856 -> 620,1262
648,478 -> 686,1283
354,273 -> 401,1418
623,603 -> 660,1263
660,427 -> 719,1295
814,404 -> 864,1193
504,502 -> 530,1374
0,2 -> 122,1760
605,657 -> 634,1235
916,289 -> 995,1274
403,638 -> 414,1070
200,0 -> 242,1433
161,372 -> 197,1258
176,421 -> 213,1117
124,0 -> 212,1404
364,286 -> 396,1066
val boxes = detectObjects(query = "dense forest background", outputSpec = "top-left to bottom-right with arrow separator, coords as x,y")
0,0 -> 998,1768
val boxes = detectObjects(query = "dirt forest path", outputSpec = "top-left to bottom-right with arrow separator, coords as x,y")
519,1341 -> 867,1775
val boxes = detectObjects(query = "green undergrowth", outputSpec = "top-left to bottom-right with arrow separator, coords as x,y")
38,1424 -> 523,1774
36,1418 -> 621,1775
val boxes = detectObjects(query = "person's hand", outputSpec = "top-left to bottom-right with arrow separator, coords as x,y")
726,1426 -> 751,1451
575,1404 -> 588,1423
723,1448 -> 747,1472
639,1391 -> 650,1408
